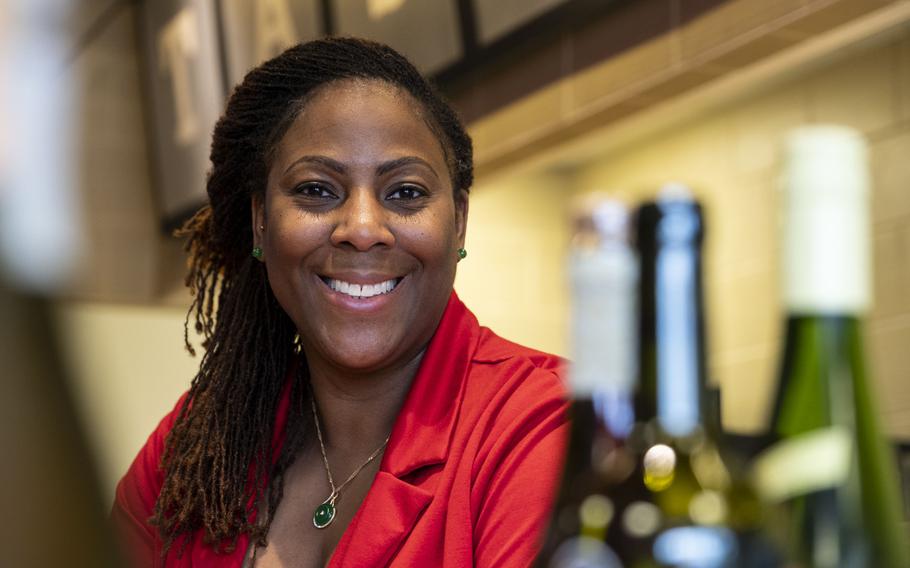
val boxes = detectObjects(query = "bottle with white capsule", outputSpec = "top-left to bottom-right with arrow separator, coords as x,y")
537,194 -> 638,568
756,125 -> 910,568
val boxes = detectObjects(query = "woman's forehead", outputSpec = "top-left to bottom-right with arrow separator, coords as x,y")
273,79 -> 448,169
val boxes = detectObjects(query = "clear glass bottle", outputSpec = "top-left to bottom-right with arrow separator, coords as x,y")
538,195 -> 638,568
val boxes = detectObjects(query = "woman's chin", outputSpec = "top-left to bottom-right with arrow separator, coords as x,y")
313,336 -> 409,375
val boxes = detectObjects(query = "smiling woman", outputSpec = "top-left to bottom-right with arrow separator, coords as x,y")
111,38 -> 568,568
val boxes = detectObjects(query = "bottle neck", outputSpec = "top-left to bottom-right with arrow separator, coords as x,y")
568,242 -> 638,401
636,201 -> 708,438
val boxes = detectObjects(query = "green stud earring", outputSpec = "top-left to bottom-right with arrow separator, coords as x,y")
457,248 -> 467,261
252,246 -> 263,260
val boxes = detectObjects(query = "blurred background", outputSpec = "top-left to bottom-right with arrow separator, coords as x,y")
2,0 -> 909,527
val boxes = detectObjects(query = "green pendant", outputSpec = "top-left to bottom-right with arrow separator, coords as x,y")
313,500 -> 336,529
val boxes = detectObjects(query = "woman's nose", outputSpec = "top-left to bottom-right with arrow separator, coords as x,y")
330,189 -> 395,251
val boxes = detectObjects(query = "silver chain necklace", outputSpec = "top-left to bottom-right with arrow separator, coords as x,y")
310,396 -> 390,529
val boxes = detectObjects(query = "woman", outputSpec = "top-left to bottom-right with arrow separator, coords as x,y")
113,37 -> 567,567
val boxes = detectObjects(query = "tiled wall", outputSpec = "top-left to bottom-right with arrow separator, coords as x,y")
460,21 -> 910,437
65,1 -> 187,304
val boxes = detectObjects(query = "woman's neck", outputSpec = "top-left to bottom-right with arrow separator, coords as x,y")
304,349 -> 424,454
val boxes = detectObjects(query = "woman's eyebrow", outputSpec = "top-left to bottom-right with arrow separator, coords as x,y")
284,155 -> 347,176
376,156 -> 440,180
283,155 -> 439,181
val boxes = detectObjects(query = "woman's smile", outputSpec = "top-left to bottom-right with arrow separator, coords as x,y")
316,272 -> 406,312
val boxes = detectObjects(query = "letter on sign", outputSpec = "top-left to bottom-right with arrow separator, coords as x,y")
158,7 -> 199,145
256,0 -> 298,63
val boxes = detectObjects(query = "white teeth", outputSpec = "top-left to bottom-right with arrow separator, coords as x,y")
328,278 -> 398,298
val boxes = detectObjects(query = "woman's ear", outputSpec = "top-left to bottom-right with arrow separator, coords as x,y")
454,189 -> 469,248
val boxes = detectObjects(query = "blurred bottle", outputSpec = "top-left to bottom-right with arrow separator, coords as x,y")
630,187 -> 771,568
539,188 -> 775,568
756,125 -> 910,568
537,195 -> 638,568
0,281 -> 126,567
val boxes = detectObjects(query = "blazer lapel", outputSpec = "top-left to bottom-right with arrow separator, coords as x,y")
328,292 -> 480,567
328,472 -> 433,567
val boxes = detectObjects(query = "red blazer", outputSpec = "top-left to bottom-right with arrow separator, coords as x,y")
113,293 -> 569,567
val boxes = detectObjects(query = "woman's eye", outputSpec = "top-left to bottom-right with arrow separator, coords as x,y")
387,185 -> 426,201
294,182 -> 337,199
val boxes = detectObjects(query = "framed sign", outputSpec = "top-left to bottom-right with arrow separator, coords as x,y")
140,0 -> 225,224
330,0 -> 462,75
219,0 -> 323,87
472,0 -> 569,45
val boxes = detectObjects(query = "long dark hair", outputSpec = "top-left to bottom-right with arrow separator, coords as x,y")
151,37 -> 473,555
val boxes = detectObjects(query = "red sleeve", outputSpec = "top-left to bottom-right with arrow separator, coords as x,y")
472,369 -> 569,568
111,393 -> 188,568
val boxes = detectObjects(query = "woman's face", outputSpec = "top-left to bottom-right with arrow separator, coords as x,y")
253,79 -> 467,375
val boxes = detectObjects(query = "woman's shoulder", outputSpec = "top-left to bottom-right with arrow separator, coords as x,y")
463,327 -> 568,429
472,326 -> 566,384
111,392 -> 191,563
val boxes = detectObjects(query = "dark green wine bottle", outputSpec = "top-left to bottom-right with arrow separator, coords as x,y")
630,187 -> 745,568
630,187 -> 774,567
540,188 -> 776,568
758,126 -> 910,568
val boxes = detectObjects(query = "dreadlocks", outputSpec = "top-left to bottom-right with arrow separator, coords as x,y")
151,37 -> 473,555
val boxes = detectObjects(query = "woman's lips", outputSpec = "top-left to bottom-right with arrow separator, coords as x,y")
320,276 -> 401,299
317,274 -> 405,310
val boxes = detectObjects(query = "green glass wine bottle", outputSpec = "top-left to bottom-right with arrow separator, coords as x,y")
756,125 -> 910,568
629,187 -> 755,568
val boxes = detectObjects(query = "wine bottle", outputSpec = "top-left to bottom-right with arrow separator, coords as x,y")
540,188 -> 774,568
629,187 -> 745,568
538,195 -> 638,568
757,125 -> 910,568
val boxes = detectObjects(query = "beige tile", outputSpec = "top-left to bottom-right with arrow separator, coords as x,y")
871,130 -> 910,224
570,36 -> 675,113
474,98 -> 648,179
882,409 -> 910,439
787,0 -> 893,38
679,0 -> 803,64
705,173 -> 780,272
633,66 -> 728,108
898,29 -> 910,123
711,345 -> 779,434
67,4 -> 161,303
871,218 -> 910,321
867,320 -> 910,426
470,81 -> 568,166
693,32 -> 800,72
457,172 -> 571,356
708,262 -> 781,356
727,86 -> 809,178
805,37 -> 898,135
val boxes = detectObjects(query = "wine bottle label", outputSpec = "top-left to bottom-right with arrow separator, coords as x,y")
752,426 -> 852,502
569,246 -> 638,396
782,126 -> 870,313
